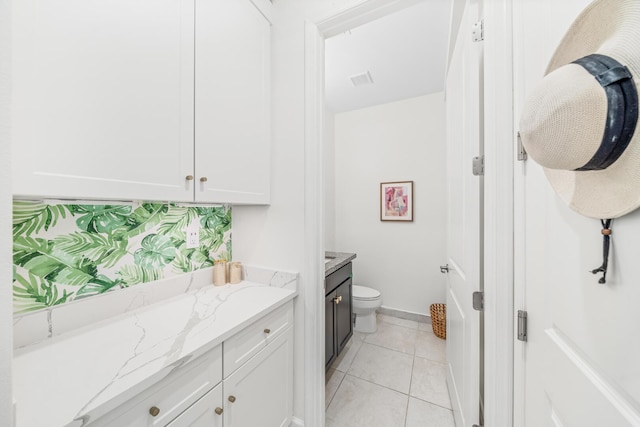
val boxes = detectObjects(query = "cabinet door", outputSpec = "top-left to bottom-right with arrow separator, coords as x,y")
167,383 -> 223,427
335,278 -> 353,355
325,291 -> 337,370
12,0 -> 195,201
195,0 -> 271,204
224,328 -> 293,427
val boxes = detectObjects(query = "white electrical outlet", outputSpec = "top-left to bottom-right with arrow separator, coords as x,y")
186,229 -> 200,248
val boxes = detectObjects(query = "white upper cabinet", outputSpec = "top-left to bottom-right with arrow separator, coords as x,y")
12,0 -> 196,202
12,0 -> 271,205
195,0 -> 271,204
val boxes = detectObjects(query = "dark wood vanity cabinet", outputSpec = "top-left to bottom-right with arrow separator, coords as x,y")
325,263 -> 353,370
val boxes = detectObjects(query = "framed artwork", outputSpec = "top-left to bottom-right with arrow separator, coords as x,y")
380,181 -> 413,221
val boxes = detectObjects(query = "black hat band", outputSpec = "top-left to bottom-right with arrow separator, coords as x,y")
572,53 -> 638,171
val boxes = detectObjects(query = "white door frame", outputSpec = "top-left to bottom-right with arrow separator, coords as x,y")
303,1 -> 515,426
482,0 -> 515,425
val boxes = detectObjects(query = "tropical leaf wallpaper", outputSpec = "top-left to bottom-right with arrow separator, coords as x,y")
12,201 -> 232,314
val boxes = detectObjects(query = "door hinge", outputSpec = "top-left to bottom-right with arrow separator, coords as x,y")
472,291 -> 484,311
472,156 -> 484,176
517,131 -> 528,161
517,310 -> 528,342
472,20 -> 484,42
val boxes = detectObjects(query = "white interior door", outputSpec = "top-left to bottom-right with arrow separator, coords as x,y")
445,0 -> 483,426
514,1 -> 640,425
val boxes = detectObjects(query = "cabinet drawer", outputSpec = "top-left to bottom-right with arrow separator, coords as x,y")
92,345 -> 222,427
325,263 -> 352,294
223,301 -> 293,378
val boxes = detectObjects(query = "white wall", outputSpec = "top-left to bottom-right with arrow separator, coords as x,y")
0,0 -> 13,423
332,93 -> 446,315
324,108 -> 336,251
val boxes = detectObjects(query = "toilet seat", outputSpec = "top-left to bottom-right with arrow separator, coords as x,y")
352,285 -> 381,301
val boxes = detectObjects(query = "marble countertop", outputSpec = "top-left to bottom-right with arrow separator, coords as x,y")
13,281 -> 297,427
325,251 -> 357,277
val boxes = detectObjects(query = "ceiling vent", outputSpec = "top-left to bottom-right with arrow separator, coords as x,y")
349,71 -> 374,87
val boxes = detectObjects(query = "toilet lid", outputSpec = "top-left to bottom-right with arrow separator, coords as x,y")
352,285 -> 381,300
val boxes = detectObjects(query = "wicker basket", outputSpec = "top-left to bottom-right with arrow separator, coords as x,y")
430,303 -> 446,339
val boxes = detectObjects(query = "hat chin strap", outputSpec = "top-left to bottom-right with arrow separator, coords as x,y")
591,219 -> 612,284
572,54 -> 638,171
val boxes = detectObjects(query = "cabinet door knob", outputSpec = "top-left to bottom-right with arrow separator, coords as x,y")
215,407 -> 223,415
185,175 -> 194,181
149,406 -> 160,417
228,395 -> 237,403
264,328 -> 271,334
200,176 -> 208,182
334,295 -> 342,304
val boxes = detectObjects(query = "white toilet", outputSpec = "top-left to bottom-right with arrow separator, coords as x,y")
352,285 -> 382,333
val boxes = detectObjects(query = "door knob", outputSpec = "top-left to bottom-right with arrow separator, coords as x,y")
440,264 -> 450,274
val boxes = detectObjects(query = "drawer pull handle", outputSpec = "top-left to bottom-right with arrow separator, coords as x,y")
264,328 -> 271,334
149,406 -> 160,417
185,175 -> 194,181
215,407 -> 223,415
228,395 -> 237,403
200,176 -> 208,182
334,295 -> 343,304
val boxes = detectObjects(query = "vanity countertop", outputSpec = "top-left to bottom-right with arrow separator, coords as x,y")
325,251 -> 356,277
13,281 -> 297,427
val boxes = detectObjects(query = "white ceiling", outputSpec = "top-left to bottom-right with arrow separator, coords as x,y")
324,0 -> 451,113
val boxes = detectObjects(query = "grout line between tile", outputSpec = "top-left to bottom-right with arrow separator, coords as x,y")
326,369 -> 347,410
359,340 -> 416,357
405,349 -> 417,427
343,373 -> 410,399
408,394 -> 455,412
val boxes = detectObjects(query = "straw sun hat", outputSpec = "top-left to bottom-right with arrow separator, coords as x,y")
519,0 -> 640,219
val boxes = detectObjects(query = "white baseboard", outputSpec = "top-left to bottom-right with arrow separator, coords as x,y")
290,416 -> 304,427
378,306 -> 431,324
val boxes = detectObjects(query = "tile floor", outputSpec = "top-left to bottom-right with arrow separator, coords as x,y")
325,313 -> 454,427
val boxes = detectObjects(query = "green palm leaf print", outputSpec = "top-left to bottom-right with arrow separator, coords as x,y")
13,200 -> 68,238
197,206 -> 231,233
133,234 -> 177,268
13,236 -> 95,286
69,205 -> 132,233
76,274 -> 123,297
13,271 -> 71,314
117,264 -> 163,286
119,203 -> 168,238
53,232 -> 129,269
157,205 -> 198,237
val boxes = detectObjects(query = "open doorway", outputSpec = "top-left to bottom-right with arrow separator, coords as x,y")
317,1 -> 460,425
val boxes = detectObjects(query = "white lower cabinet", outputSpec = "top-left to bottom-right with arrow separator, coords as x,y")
223,329 -> 293,427
91,301 -> 293,427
